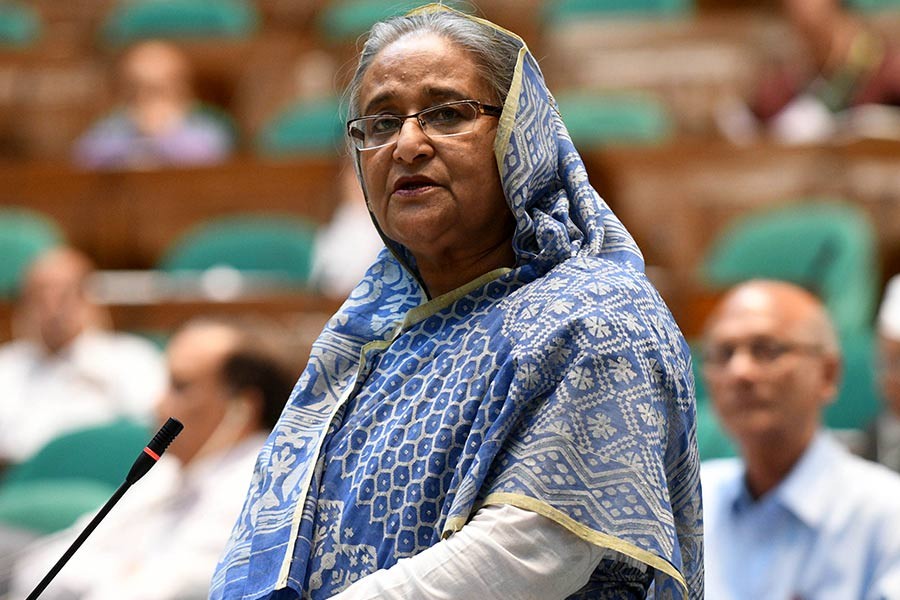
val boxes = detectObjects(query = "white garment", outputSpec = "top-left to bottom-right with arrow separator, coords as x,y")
0,330 -> 166,463
10,433 -> 267,600
309,200 -> 384,299
330,504 -> 611,600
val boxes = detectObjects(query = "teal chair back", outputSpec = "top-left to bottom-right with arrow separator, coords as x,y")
158,214 -> 318,285
696,401 -> 737,461
702,201 -> 879,337
101,0 -> 258,45
556,91 -> 673,147
256,98 -> 345,158
317,0 -> 466,42
0,208 -> 63,298
0,3 -> 40,47
546,0 -> 693,23
0,419 -> 150,533
826,330 -> 881,431
846,0 -> 900,10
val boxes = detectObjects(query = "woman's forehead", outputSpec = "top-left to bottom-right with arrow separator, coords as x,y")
359,33 -> 488,110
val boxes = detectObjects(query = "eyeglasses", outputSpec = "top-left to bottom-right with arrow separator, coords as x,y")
347,100 -> 503,151
702,338 -> 823,368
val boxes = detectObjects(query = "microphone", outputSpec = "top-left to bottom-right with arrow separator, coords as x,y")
26,417 -> 184,600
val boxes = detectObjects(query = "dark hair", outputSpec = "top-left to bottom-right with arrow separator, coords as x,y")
222,346 -> 297,429
179,315 -> 301,429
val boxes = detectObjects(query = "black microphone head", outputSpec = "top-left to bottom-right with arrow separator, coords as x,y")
125,417 -> 184,485
148,417 -> 184,456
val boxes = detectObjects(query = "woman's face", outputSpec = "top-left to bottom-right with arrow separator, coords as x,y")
356,32 -> 513,268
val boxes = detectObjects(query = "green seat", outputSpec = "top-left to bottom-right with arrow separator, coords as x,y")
696,402 -> 737,461
158,214 -> 318,285
101,0 -> 259,46
846,0 -> 900,10
0,208 -> 63,298
317,0 -> 466,42
546,0 -> 693,23
0,3 -> 40,47
556,91 -> 673,148
826,330 -> 881,431
701,201 -> 879,337
256,98 -> 345,158
0,419 -> 150,534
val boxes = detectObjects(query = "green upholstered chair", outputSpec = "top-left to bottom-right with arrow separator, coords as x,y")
556,91 -> 673,148
0,419 -> 150,534
846,0 -> 900,10
256,98 -> 345,158
545,0 -> 693,23
158,214 -> 318,286
100,0 -> 258,46
317,0 -> 466,42
701,201 -> 879,337
0,3 -> 40,47
0,208 -> 63,298
826,330 -> 881,431
696,402 -> 737,461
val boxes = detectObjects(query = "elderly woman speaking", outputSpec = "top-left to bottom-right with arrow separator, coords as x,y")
212,5 -> 702,599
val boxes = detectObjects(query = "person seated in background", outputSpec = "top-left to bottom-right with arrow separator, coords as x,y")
700,279 -> 900,600
308,159 -> 384,299
73,40 -> 235,170
9,316 -> 299,600
860,273 -> 900,472
0,247 -> 165,469
724,0 -> 900,144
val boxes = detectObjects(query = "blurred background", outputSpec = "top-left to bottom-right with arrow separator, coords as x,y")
0,0 -> 899,462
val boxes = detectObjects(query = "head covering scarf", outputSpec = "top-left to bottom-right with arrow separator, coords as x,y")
212,5 -> 702,599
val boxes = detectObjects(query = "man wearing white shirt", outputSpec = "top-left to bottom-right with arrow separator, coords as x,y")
10,317 -> 299,600
0,247 -> 165,467
700,279 -> 900,600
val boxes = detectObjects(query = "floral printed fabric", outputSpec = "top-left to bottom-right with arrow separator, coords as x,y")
211,5 -> 702,600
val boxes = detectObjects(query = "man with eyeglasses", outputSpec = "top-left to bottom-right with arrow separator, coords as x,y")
700,279 -> 900,600
860,274 -> 900,473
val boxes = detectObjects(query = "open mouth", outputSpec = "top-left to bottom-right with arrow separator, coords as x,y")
394,177 -> 437,193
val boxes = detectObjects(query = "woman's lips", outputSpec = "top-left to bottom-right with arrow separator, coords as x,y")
392,177 -> 439,198
393,183 -> 437,197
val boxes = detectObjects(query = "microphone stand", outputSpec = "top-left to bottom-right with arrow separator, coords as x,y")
26,483 -> 130,600
25,417 -> 184,600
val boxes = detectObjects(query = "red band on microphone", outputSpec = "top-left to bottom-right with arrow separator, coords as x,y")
143,447 -> 161,461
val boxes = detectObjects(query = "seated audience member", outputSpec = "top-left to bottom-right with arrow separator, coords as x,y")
701,279 -> 900,600
9,317 -> 298,600
726,0 -> 900,144
861,274 -> 900,472
308,160 -> 384,299
0,247 -> 165,467
73,40 -> 234,170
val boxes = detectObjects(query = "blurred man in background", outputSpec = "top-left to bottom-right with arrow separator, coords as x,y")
860,273 -> 900,473
0,246 -> 165,469
701,279 -> 900,599
9,317 -> 299,599
73,40 -> 235,170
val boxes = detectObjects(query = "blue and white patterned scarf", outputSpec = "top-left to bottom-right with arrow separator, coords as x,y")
212,5 -> 702,599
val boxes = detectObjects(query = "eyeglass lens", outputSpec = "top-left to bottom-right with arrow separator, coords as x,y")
352,102 -> 480,149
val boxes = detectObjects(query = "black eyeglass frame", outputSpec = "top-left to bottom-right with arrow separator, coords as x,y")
347,100 -> 503,151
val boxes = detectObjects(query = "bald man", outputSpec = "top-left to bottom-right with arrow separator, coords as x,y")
11,317 -> 299,600
700,280 -> 900,600
0,247 -> 165,465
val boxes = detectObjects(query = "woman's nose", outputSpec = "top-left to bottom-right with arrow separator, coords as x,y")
392,118 -> 434,163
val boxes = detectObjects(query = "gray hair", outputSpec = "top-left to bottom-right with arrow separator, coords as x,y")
344,9 -> 520,127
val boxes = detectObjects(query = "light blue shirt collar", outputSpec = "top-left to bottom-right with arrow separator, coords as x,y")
731,431 -> 838,529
